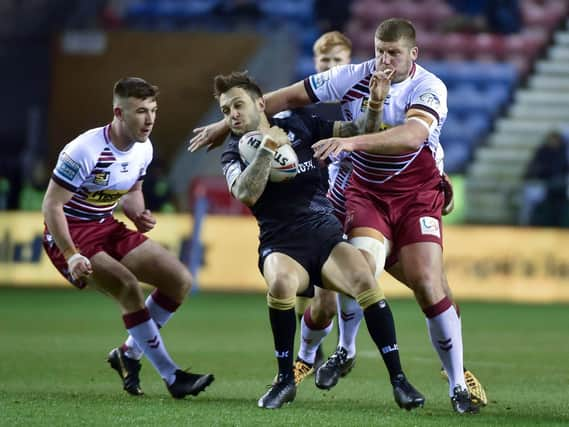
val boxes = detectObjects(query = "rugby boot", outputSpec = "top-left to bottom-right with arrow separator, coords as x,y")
451,385 -> 480,414
107,347 -> 143,396
391,373 -> 425,410
440,367 -> 487,406
258,373 -> 296,409
315,346 -> 355,390
166,369 -> 215,399
293,358 -> 314,386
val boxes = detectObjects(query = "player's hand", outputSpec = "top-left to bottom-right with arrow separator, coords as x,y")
312,137 -> 355,160
188,120 -> 229,152
134,209 -> 156,233
263,126 -> 290,147
67,253 -> 92,281
441,173 -> 455,215
369,68 -> 395,104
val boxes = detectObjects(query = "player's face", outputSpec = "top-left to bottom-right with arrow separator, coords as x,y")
374,37 -> 418,83
117,97 -> 157,142
219,87 -> 263,136
314,46 -> 351,73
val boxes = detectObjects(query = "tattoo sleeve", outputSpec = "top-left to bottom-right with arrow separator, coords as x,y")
231,147 -> 274,206
333,107 -> 383,137
363,104 -> 384,134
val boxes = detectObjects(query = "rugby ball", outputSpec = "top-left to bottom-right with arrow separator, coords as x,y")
238,130 -> 298,182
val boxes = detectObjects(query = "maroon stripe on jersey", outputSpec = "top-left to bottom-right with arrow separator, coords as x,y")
123,308 -> 151,328
351,147 -> 423,184
304,78 -> 320,103
341,75 -> 372,103
67,198 -> 115,213
52,174 -> 77,192
151,290 -> 180,313
408,103 -> 440,123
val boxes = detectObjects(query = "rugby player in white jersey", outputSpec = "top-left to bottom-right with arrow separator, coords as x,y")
42,77 -> 213,399
189,19 -> 486,413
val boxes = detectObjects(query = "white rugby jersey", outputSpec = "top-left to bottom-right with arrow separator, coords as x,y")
52,124 -> 153,221
305,59 -> 447,186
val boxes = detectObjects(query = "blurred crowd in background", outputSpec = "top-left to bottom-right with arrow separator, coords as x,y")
0,0 -> 568,227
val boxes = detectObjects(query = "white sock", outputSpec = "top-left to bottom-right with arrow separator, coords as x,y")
425,302 -> 467,396
297,316 -> 333,364
125,311 -> 178,385
337,293 -> 363,359
124,292 -> 177,360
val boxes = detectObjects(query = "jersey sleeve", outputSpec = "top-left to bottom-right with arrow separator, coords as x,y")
304,62 -> 365,103
51,140 -> 95,192
220,137 -> 244,192
139,141 -> 154,180
408,77 -> 448,130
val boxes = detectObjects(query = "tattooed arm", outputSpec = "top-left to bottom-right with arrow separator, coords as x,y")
230,126 -> 289,207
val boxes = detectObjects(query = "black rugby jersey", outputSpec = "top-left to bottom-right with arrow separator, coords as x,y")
221,113 -> 336,243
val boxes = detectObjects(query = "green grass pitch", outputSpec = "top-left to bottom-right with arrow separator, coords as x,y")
0,288 -> 567,426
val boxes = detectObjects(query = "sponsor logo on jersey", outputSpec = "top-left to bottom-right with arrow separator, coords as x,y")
419,92 -> 440,108
92,171 -> 110,186
56,153 -> 80,181
310,73 -> 330,90
419,216 -> 440,237
297,160 -> 316,173
120,162 -> 129,173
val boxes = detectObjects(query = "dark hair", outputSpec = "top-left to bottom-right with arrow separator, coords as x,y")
113,77 -> 159,100
213,71 -> 263,100
375,18 -> 416,45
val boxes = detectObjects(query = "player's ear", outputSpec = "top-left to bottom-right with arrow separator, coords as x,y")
113,106 -> 123,119
258,96 -> 266,112
410,46 -> 418,60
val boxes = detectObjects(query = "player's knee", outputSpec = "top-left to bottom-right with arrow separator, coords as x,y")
406,267 -> 438,291
175,268 -> 193,296
349,236 -> 388,279
346,268 -> 376,297
267,271 -> 299,299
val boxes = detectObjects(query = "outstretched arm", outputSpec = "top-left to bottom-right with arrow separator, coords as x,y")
189,81 -> 310,152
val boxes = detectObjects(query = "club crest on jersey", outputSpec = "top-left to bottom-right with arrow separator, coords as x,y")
419,216 -> 440,237
56,153 -> 80,181
93,171 -> 110,186
120,162 -> 129,173
419,92 -> 440,108
309,73 -> 329,90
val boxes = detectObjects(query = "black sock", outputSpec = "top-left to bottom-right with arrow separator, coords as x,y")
363,300 -> 403,382
269,307 -> 296,379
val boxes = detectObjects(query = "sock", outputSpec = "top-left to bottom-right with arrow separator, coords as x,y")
123,308 -> 178,385
123,290 -> 180,360
362,300 -> 403,382
268,307 -> 296,379
297,308 -> 333,364
337,293 -> 363,358
424,297 -> 467,396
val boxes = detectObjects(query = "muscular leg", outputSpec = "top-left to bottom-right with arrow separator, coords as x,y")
398,242 -> 467,398
88,251 -> 179,384
257,252 -> 308,408
117,239 -> 192,360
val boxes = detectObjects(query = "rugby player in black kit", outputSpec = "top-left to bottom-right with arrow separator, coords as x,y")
216,71 -> 424,411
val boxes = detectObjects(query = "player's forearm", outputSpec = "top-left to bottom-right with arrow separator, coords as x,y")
351,121 -> 427,154
363,105 -> 384,134
121,189 -> 146,222
264,81 -> 311,115
232,145 -> 274,206
42,200 -> 77,257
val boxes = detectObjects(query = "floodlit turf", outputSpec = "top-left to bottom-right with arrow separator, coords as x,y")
0,288 -> 567,426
